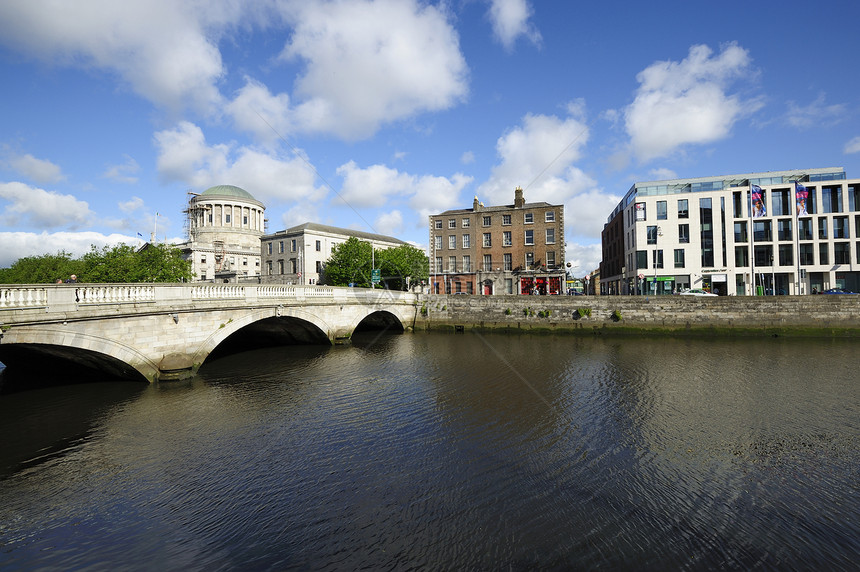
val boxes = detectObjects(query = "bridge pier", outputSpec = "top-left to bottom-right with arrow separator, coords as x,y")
157,353 -> 198,381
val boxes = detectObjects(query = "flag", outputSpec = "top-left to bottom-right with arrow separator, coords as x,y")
751,184 -> 766,218
795,181 -> 809,216
137,232 -> 143,237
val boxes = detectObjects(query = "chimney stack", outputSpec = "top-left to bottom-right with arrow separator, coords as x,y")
473,195 -> 481,211
514,186 -> 524,208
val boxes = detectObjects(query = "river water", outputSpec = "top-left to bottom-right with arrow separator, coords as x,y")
0,332 -> 857,570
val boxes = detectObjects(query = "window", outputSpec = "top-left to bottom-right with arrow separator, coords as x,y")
778,244 -> 793,266
818,217 -> 828,239
545,211 -> 555,222
733,222 -> 747,242
732,192 -> 743,218
482,216 -> 491,226
799,244 -> 814,265
266,261 -> 272,275
483,254 -> 492,271
678,199 -> 689,219
656,200 -> 667,220
291,239 -> 297,252
448,256 -> 456,272
819,243 -> 829,265
435,220 -> 443,229
463,255 -> 471,272
448,235 -> 456,249
647,225 -> 658,245
466,281 -> 473,294
851,184 -> 860,212
483,233 -> 492,247
289,259 -> 296,273
503,253 -> 512,271
243,257 -> 248,266
700,198 -> 714,267
435,256 -> 442,272
754,245 -> 774,266
679,224 -> 690,244
225,213 -> 231,223
243,216 -> 248,225
674,249 -> 685,268
545,228 -> 555,244
798,219 -> 813,240
267,242 -> 273,255
822,185 -> 842,213
201,255 -> 207,263
525,252 -> 534,268
753,220 -> 772,242
503,231 -> 512,246
653,249 -> 663,269
462,234 -> 471,248
833,216 -> 848,239
315,240 -> 321,251
502,214 -> 511,225
462,218 -> 470,228
278,260 -> 284,274
524,213 -> 534,224
777,219 -> 792,241
834,242 -> 850,264
316,261 -> 322,273
546,251 -> 555,267
448,219 -> 456,229
735,246 -> 749,267
434,236 -> 442,249
279,241 -> 284,253
636,250 -> 648,269
524,230 -> 534,245
771,189 -> 790,216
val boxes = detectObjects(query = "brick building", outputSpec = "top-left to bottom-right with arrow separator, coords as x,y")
428,187 -> 566,295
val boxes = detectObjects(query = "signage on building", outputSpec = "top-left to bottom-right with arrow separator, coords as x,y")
635,203 -> 646,221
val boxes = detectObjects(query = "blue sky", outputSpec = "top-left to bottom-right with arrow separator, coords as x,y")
1,0 -> 859,275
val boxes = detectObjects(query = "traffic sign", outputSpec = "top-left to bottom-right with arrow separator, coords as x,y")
371,269 -> 381,284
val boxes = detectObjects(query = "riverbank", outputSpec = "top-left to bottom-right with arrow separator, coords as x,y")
414,293 -> 860,337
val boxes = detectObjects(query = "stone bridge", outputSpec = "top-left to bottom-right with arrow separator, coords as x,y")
0,284 -> 419,383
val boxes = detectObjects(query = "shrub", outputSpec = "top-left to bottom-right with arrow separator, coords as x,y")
611,309 -> 622,322
577,307 -> 591,318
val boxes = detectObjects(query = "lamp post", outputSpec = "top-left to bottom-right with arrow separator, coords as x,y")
653,225 -> 662,295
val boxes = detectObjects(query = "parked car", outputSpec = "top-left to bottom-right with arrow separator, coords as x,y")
679,288 -> 717,297
822,288 -> 856,294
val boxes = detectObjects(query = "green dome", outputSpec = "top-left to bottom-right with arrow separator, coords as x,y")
201,185 -> 256,200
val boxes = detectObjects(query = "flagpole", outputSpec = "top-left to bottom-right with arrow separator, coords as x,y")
794,181 -> 801,295
748,184 -> 755,295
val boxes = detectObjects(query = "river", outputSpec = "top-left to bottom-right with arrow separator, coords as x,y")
0,332 -> 857,570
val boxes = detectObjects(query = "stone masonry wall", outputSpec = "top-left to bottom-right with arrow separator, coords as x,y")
415,294 -> 860,336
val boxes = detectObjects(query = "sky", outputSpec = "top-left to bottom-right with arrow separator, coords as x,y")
1,0 -> 859,275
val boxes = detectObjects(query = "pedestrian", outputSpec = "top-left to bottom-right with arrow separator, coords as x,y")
65,274 -> 77,283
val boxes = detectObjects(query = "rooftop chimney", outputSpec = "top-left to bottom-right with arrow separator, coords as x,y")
473,195 -> 481,211
514,186 -> 524,208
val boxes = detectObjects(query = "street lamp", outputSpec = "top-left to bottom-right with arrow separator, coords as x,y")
653,225 -> 662,294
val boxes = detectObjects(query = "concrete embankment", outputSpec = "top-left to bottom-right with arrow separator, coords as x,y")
414,294 -> 860,337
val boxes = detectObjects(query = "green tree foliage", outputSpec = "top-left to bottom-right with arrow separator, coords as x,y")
0,251 -> 83,284
321,237 -> 374,287
0,243 -> 192,284
320,238 -> 428,290
376,244 -> 429,290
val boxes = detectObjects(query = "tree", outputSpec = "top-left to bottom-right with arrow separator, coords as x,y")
321,237 -> 374,287
376,244 -> 429,290
320,238 -> 428,290
0,251 -> 83,284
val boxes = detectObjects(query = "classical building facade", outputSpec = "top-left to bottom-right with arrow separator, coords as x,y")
261,223 -> 405,285
600,167 -> 860,296
428,187 -> 566,295
180,185 -> 266,281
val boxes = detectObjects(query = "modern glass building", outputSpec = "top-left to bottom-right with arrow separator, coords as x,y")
600,167 -> 860,295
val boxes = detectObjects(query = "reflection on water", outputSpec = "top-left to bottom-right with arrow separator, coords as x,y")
0,333 -> 857,570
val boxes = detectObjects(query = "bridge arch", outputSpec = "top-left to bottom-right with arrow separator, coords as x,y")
353,309 -> 407,334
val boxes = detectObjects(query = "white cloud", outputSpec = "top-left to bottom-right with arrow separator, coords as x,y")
647,168 -> 678,181
487,0 -> 541,50
280,0 -> 469,139
624,43 -> 761,163
374,210 -> 403,236
0,1 -> 234,114
336,161 -> 414,208
103,155 -> 140,184
0,231 -> 148,268
843,136 -> 860,154
785,93 -> 845,129
227,78 -> 293,147
0,182 -> 93,229
477,102 -> 591,206
564,241 -> 603,277
153,121 -> 327,206
118,196 -> 145,213
461,151 -> 475,164
6,152 -> 65,184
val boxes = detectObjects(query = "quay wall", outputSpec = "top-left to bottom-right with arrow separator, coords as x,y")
414,294 -> 860,337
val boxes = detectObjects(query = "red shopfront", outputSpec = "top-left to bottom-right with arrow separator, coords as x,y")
520,276 -> 562,295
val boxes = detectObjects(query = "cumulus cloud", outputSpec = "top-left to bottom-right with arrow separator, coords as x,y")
0,231 -> 149,268
153,121 -> 327,206
624,43 -> 762,163
279,0 -> 468,139
118,196 -> 145,213
845,136 -> 860,154
487,0 -> 541,50
374,210 -> 404,236
0,1 -> 234,114
0,182 -> 93,229
103,155 -> 140,184
5,152 -> 65,184
336,160 -> 472,224
227,78 -> 293,147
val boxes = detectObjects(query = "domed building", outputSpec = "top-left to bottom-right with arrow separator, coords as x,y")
180,185 -> 267,281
